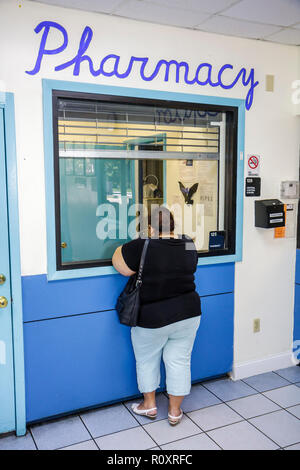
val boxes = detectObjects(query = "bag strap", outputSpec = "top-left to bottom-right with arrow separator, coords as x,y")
136,239 -> 150,287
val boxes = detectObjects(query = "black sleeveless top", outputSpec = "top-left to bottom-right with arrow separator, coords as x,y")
121,236 -> 201,328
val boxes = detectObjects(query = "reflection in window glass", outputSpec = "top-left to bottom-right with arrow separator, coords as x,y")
59,158 -> 134,265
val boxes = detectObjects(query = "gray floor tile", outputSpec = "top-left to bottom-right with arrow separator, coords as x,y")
124,393 -> 169,424
227,393 -> 280,419
286,404 -> 300,419
284,442 -> 300,450
0,432 -> 36,450
60,440 -> 98,450
30,416 -> 90,450
181,383 -> 221,413
263,385 -> 300,408
250,410 -> 300,447
275,366 -> 300,383
243,372 -> 290,392
208,420 -> 278,450
188,403 -> 242,431
143,415 -> 200,445
80,403 -> 138,438
203,378 -> 257,402
95,426 -> 155,450
161,433 -> 220,450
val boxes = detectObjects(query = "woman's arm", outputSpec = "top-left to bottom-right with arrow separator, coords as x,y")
112,246 -> 136,277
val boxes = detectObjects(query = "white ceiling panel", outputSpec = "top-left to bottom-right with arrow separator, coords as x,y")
114,0 -> 210,28
197,15 -> 281,39
222,0 -> 300,27
264,28 -> 300,45
29,0 -> 124,14
28,0 -> 300,46
148,0 -> 239,15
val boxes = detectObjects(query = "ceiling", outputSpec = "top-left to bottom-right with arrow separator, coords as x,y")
29,0 -> 300,46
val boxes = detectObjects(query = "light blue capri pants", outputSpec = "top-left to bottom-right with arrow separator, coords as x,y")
131,316 -> 201,396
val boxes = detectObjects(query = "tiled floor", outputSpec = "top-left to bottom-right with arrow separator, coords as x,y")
1,366 -> 300,450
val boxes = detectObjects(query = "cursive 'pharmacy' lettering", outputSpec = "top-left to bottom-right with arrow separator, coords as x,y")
26,21 -> 259,110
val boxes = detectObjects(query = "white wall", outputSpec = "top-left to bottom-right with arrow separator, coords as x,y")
0,0 -> 299,373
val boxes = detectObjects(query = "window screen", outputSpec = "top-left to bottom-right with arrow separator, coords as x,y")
58,99 -> 220,157
53,91 -> 237,270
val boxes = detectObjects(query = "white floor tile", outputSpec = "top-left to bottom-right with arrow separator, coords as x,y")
250,410 -> 300,448
161,433 -> 220,450
60,440 -> 98,450
263,385 -> 300,408
227,393 -> 280,419
30,416 -> 90,450
208,420 -> 278,450
96,426 -> 156,450
0,432 -> 36,451
284,442 -> 300,450
143,415 -> 200,446
188,403 -> 242,431
80,403 -> 138,438
286,404 -> 300,419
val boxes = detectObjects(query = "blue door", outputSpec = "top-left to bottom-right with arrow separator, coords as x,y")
0,108 -> 16,434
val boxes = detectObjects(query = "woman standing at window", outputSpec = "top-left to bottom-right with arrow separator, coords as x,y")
112,206 -> 201,425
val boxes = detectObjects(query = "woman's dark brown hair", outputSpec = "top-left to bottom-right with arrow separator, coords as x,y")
148,206 -> 175,235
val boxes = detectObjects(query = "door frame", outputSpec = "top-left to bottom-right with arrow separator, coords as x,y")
0,92 -> 26,436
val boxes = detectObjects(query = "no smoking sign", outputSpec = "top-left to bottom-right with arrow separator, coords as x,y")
247,154 -> 260,176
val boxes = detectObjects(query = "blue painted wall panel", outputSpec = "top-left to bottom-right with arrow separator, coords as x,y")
24,310 -> 139,422
294,250 -> 300,345
294,285 -> 300,342
194,263 -> 234,297
22,263 -> 234,322
191,293 -> 234,380
295,250 -> 300,286
22,274 -> 127,322
24,292 -> 234,423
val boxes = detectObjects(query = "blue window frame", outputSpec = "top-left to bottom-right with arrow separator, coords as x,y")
43,79 -> 245,280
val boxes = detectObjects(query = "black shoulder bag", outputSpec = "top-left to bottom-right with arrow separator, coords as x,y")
116,239 -> 150,327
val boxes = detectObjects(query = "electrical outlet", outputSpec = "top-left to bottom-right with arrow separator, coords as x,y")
253,318 -> 260,333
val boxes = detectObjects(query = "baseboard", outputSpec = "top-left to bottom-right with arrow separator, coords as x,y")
230,351 -> 299,381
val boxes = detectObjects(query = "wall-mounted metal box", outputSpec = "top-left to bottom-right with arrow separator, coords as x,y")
255,199 -> 285,228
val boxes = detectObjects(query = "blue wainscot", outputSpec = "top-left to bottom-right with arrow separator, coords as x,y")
294,250 -> 300,347
23,262 -> 234,423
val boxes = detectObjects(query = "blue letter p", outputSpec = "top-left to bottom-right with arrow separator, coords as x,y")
26,21 -> 68,75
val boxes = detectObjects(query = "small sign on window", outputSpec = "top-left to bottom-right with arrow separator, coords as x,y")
209,231 -> 225,250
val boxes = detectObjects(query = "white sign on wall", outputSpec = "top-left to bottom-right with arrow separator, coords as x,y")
247,154 -> 260,176
285,204 -> 297,238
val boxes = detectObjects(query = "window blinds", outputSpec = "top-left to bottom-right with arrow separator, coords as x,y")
57,98 -> 221,160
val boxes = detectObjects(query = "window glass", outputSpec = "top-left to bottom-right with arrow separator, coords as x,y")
59,158 -> 134,265
53,93 -> 237,269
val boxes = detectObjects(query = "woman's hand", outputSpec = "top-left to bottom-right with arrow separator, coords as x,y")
112,246 -> 136,277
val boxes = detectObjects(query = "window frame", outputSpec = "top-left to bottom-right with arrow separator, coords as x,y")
43,79 -> 245,281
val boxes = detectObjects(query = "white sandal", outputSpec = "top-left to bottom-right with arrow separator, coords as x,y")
131,403 -> 157,419
168,409 -> 183,426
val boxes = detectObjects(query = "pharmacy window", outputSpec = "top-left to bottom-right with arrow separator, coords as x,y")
52,91 -> 238,270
